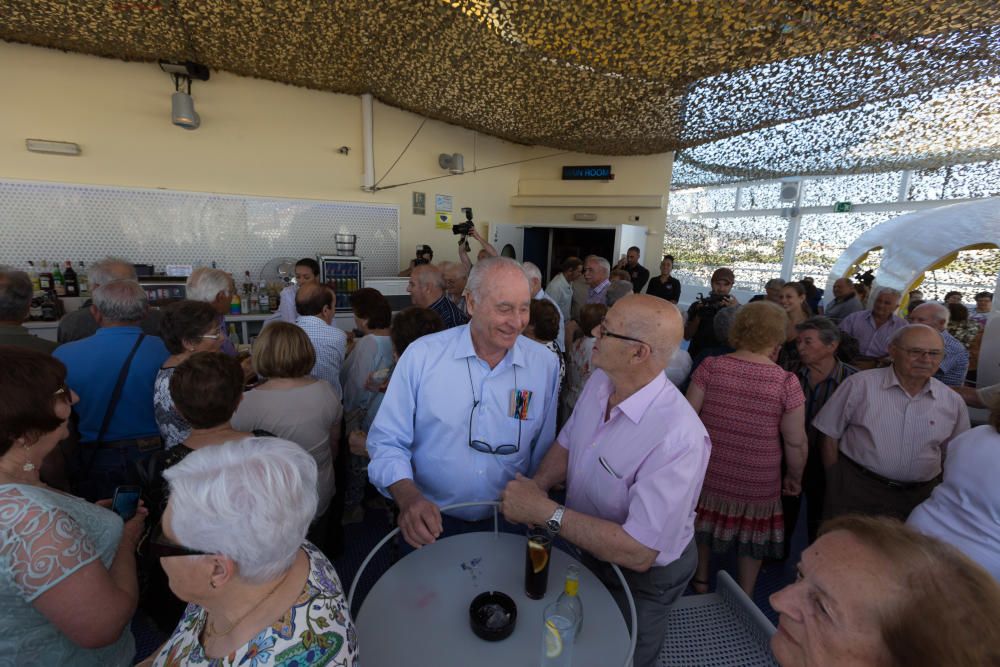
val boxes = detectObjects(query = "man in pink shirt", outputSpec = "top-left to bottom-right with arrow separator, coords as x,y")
501,294 -> 711,667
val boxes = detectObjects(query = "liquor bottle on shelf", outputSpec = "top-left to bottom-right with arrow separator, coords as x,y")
77,261 -> 89,295
26,261 -> 41,292
52,261 -> 65,296
63,261 -> 79,297
269,283 -> 280,312
38,261 -> 53,292
249,284 -> 259,314
258,281 -> 270,313
230,291 -> 242,315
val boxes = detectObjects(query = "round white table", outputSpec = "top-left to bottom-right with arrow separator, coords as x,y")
355,531 -> 631,666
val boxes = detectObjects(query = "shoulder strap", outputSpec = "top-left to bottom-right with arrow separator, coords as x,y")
95,333 -> 146,444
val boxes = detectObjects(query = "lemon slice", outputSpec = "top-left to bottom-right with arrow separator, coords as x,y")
544,619 -> 563,658
529,541 -> 549,574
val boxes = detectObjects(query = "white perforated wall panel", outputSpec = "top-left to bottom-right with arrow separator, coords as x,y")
0,179 -> 399,278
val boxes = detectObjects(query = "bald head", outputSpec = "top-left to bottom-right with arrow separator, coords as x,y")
611,294 -> 683,370
295,282 -> 334,322
438,261 -> 469,298
908,302 -> 949,332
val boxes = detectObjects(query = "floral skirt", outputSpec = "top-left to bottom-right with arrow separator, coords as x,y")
694,491 -> 785,560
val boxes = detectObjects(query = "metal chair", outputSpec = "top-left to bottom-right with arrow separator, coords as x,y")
657,571 -> 779,666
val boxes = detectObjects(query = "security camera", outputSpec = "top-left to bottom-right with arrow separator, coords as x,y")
171,92 -> 200,130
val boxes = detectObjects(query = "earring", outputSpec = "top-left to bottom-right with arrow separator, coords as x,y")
210,580 -> 217,589
22,444 -> 35,473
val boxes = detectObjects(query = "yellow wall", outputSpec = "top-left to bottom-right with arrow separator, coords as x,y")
0,41 -> 671,270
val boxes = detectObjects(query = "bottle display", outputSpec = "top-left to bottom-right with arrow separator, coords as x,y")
26,261 -> 41,292
77,261 -> 89,295
38,261 -> 53,292
52,261 -> 65,296
63,261 -> 79,297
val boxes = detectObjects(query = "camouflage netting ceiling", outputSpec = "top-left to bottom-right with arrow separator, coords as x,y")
2,1 -> 999,187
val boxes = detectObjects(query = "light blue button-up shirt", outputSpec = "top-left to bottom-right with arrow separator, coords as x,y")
367,324 -> 560,520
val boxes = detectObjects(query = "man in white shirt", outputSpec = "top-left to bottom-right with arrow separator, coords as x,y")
545,257 -> 582,323
295,283 -> 347,397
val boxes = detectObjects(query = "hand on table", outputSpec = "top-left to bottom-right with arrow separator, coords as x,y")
395,486 -> 442,548
499,473 -> 553,526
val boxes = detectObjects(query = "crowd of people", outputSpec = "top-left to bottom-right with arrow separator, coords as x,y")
0,246 -> 998,667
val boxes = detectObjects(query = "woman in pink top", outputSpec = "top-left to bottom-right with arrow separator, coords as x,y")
686,301 -> 808,596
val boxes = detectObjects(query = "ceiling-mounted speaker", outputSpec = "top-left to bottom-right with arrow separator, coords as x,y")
779,181 -> 800,202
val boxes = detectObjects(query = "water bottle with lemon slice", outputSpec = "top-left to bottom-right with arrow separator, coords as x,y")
541,597 -> 578,666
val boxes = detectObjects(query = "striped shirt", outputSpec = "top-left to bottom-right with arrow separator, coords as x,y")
935,330 -> 969,387
429,294 -> 469,329
587,279 -> 611,304
797,360 -> 859,454
295,315 -> 347,398
813,366 -> 970,482
838,310 -> 907,358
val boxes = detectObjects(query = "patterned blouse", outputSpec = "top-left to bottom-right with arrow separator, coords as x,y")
152,542 -> 358,667
154,367 -> 192,449
0,484 -> 134,667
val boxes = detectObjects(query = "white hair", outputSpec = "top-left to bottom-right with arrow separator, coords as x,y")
413,264 -> 444,290
93,279 -> 147,322
186,267 -> 233,303
875,287 -> 901,300
466,256 -> 528,301
911,301 -> 950,326
584,255 -> 611,276
164,437 -> 318,584
88,256 -> 136,289
522,261 -> 542,285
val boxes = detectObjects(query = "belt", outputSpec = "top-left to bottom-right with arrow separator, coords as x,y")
83,436 -> 162,452
841,454 -> 936,491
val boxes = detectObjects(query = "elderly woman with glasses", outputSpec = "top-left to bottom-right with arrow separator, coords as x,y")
0,346 -> 148,666
142,437 -> 357,666
686,301 -> 808,597
154,300 -> 226,450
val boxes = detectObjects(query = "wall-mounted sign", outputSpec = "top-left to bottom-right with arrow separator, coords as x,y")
834,201 -> 853,213
562,165 -> 614,180
412,191 -> 426,215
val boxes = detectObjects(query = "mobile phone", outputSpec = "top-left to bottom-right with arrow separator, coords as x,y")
111,485 -> 141,522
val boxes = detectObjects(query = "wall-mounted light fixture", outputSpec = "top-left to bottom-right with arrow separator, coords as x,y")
25,139 -> 81,156
438,153 -> 465,174
159,60 -> 210,130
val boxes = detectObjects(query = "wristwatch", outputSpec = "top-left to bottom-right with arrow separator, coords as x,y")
546,505 -> 565,535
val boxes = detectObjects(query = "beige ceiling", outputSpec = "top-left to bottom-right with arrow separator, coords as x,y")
3,1 -> 999,180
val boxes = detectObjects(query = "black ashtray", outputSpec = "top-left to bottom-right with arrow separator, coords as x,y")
469,591 -> 517,641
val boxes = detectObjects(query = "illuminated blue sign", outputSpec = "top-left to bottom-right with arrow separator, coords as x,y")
562,165 -> 614,180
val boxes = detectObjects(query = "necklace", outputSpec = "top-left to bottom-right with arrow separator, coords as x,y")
204,570 -> 291,639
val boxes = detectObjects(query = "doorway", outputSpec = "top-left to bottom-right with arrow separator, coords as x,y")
524,227 -> 616,282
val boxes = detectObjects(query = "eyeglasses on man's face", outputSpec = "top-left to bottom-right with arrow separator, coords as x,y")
596,319 -> 649,347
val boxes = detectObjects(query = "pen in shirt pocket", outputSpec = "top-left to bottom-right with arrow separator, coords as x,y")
599,456 -> 622,479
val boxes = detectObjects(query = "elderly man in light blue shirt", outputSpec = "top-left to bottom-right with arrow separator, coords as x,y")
367,257 -> 561,547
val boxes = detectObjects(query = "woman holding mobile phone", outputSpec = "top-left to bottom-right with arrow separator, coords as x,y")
0,346 -> 147,666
